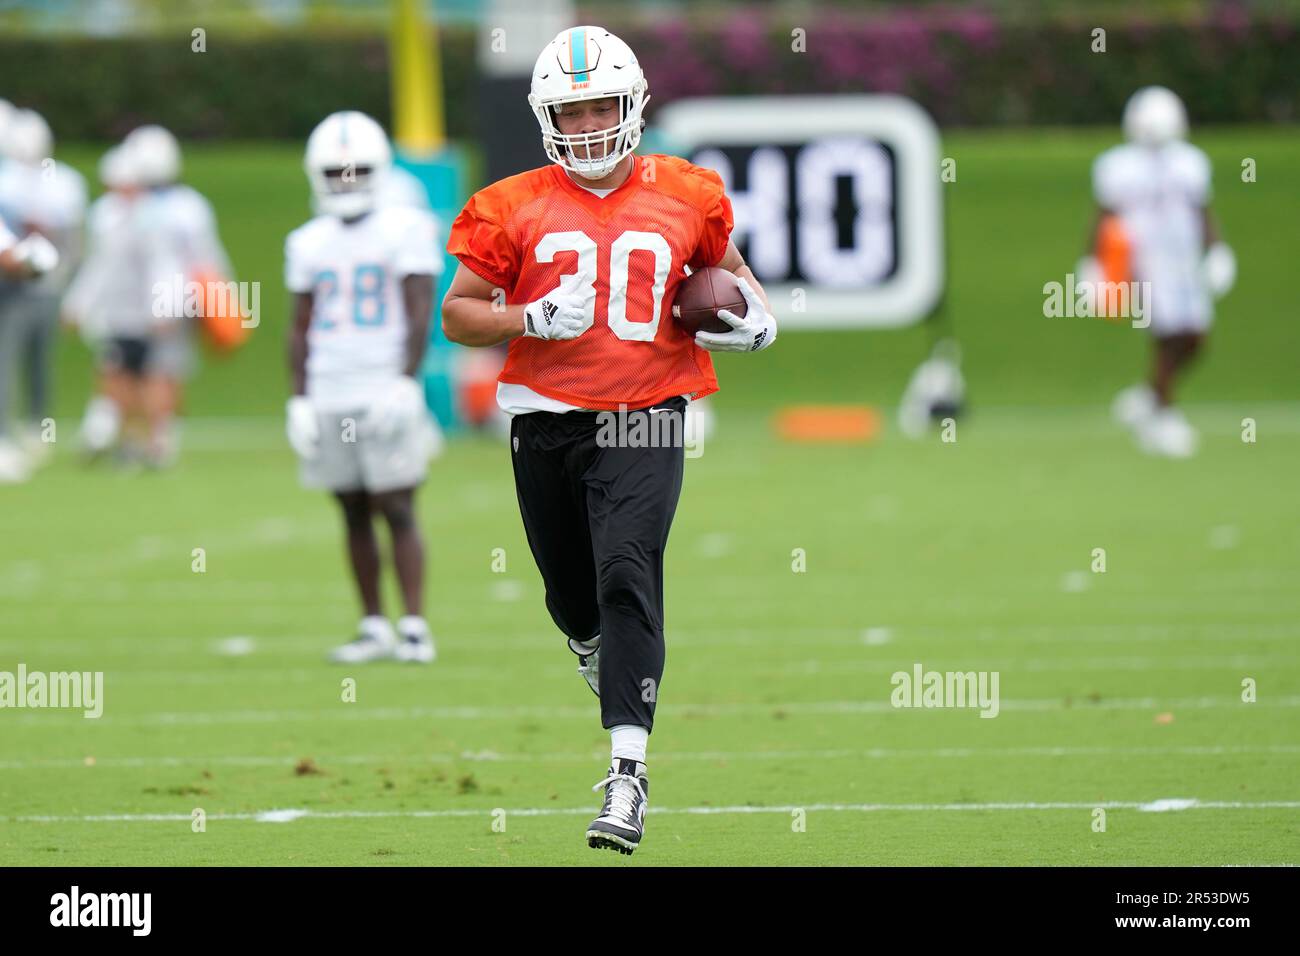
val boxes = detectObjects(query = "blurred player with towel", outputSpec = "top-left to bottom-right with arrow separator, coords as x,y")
1088,87 -> 1235,458
63,144 -> 185,466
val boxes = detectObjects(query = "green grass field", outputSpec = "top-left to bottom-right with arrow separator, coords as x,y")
0,129 -> 1297,865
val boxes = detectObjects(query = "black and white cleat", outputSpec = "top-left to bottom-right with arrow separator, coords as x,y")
586,758 -> 648,854
567,636 -> 600,697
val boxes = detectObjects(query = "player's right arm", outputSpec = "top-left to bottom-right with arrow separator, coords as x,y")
284,290 -> 320,457
287,291 -> 313,397
441,264 -> 527,347
442,263 -> 588,347
442,184 -> 587,347
284,225 -> 318,398
283,225 -> 321,457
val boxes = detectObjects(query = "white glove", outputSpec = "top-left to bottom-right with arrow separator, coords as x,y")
286,396 -> 320,459
694,277 -> 777,353
1203,242 -> 1236,299
523,277 -> 588,341
366,375 -> 427,440
11,234 -> 59,276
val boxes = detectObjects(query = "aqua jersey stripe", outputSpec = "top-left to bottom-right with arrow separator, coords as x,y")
569,28 -> 589,83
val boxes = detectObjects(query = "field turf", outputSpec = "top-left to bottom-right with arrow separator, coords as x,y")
0,129 -> 1296,865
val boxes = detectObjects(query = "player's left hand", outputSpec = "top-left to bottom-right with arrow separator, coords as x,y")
286,396 -> 320,459
694,277 -> 777,353
1203,242 -> 1236,299
366,375 -> 427,440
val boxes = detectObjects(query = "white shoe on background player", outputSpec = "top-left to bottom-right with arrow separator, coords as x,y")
329,616 -> 398,663
1139,407 -> 1198,458
587,758 -> 649,855
1112,383 -> 1156,429
0,439 -> 30,484
568,635 -> 600,696
393,615 -> 436,663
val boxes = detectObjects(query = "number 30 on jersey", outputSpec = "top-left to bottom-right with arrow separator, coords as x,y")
535,230 -> 671,342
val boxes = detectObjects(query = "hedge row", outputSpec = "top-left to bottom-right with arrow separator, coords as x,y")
1,7 -> 1296,141
615,7 -> 1300,127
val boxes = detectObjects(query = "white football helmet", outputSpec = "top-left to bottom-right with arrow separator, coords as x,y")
5,109 -> 53,166
99,144 -> 139,191
124,125 -> 181,186
528,26 -> 649,180
304,111 -> 392,219
1123,86 -> 1188,147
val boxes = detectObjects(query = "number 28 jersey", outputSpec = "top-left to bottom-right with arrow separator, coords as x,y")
447,154 -> 734,411
285,206 -> 441,410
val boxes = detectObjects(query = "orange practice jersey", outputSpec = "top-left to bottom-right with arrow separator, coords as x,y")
446,154 -> 733,410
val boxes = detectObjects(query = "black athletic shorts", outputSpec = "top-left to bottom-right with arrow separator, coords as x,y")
509,395 -> 687,731
102,337 -> 152,377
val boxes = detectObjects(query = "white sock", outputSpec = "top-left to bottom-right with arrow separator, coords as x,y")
397,615 -> 430,640
360,615 -> 395,642
610,724 -> 648,765
80,397 -> 120,452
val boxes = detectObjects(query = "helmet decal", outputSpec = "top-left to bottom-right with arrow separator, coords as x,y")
569,28 -> 591,88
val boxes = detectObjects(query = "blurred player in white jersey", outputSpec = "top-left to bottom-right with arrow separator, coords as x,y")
1089,87 -> 1234,458
0,230 -> 56,480
120,125 -> 234,463
63,145 -> 183,465
0,102 -> 62,282
0,109 -> 85,475
285,111 -> 443,664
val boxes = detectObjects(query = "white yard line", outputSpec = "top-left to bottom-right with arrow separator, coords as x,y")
7,799 -> 1300,825
4,622 -> 1297,656
0,652 -> 1288,685
8,693 -> 1300,727
1,743 -> 1297,771
91,403 -> 1300,449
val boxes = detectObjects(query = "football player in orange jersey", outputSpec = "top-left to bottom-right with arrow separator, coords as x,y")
443,26 -> 776,855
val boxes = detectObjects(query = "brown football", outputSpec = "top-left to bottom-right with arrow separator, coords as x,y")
671,267 -> 746,335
